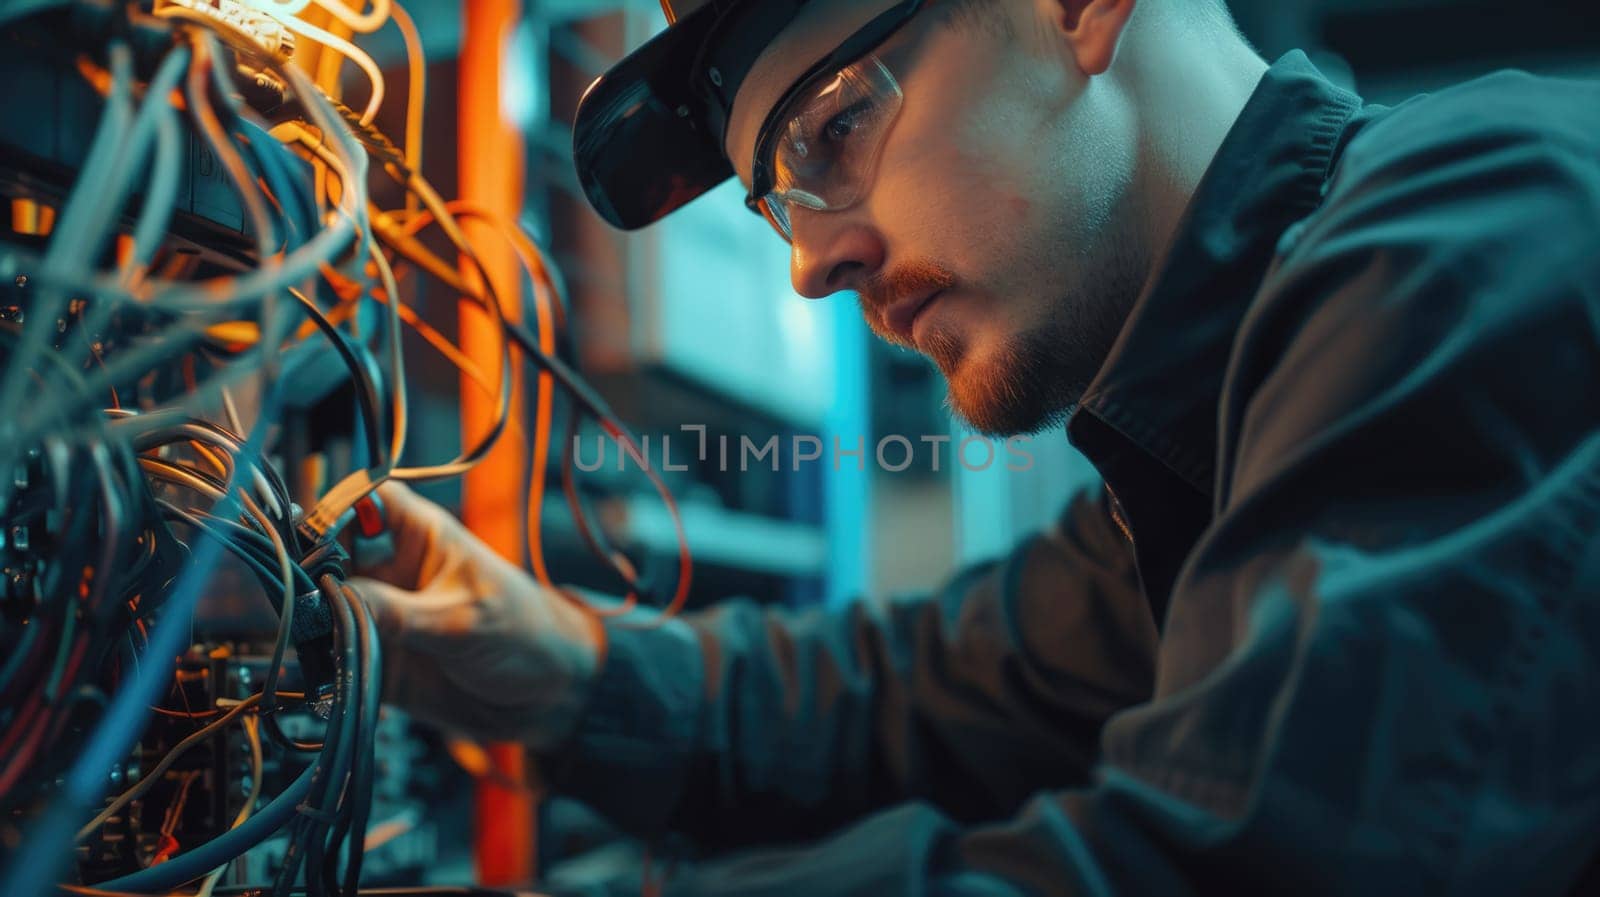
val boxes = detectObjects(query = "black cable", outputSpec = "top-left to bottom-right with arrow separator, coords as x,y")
179,418 -> 296,519
83,443 -> 129,627
502,319 -> 617,431
342,583 -> 381,897
315,580 -> 364,897
317,586 -> 357,896
152,498 -> 327,758
496,318 -> 646,598
133,414 -> 330,757
0,621 -> 42,711
273,574 -> 358,897
125,416 -> 297,548
286,286 -> 386,474
317,582 -> 378,897
155,500 -> 316,599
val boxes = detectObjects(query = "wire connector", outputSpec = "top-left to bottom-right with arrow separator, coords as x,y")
154,0 -> 298,61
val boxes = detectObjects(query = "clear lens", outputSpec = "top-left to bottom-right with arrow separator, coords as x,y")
769,56 -> 903,214
761,196 -> 794,242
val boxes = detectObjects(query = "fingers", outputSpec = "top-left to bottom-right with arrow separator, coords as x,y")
347,575 -> 481,646
354,481 -> 468,587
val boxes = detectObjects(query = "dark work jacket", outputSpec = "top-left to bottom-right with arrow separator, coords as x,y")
540,52 -> 1600,896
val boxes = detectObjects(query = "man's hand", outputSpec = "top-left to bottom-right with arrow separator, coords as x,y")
348,482 -> 605,750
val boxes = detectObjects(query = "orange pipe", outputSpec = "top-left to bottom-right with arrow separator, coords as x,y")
458,0 -> 536,887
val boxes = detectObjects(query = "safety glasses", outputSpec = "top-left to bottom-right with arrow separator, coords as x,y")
745,0 -> 931,242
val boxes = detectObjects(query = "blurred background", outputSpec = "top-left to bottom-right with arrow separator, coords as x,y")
382,0 -> 1600,617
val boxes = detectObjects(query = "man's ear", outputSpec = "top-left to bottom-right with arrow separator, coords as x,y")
1036,0 -> 1138,75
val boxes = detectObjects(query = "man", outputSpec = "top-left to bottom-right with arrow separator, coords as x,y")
352,0 -> 1600,893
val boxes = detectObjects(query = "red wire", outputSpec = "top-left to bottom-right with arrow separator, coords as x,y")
0,633 -> 91,801
0,698 -> 45,799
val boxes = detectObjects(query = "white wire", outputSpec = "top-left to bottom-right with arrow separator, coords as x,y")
219,386 -> 246,438
280,14 -> 385,125
308,0 -> 392,33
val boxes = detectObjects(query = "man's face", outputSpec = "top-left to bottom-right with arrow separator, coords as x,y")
726,0 -> 1150,436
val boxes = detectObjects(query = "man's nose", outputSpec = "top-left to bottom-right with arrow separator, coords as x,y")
788,206 -> 886,299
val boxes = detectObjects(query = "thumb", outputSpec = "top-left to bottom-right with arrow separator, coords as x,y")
358,481 -> 479,587
346,575 -> 413,648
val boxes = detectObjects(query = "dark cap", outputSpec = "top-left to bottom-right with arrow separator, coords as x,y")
572,0 -> 812,230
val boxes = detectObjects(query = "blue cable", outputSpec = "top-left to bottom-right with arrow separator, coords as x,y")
1,535 -> 237,897
0,35 -> 367,897
92,762 -> 316,893
0,386 -> 286,897
237,117 -> 316,249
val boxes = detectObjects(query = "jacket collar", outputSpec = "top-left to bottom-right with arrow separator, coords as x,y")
1071,51 -> 1363,498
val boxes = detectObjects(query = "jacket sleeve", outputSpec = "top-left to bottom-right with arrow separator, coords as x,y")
539,482 -> 1157,848
552,81 -> 1600,897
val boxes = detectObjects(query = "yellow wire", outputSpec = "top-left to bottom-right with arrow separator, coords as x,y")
393,202 -> 564,589
311,5 -> 350,95
268,121 -> 360,222
188,441 -> 233,480
389,0 -> 425,218
385,172 -> 512,483
194,714 -> 261,897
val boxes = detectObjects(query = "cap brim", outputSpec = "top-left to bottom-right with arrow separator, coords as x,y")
572,4 -> 734,231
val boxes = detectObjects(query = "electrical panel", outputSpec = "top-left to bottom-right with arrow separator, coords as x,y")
0,2 -> 687,895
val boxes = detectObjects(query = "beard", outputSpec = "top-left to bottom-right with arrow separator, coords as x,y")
862,239 -> 1146,437
859,185 -> 1151,437
922,272 -> 1135,436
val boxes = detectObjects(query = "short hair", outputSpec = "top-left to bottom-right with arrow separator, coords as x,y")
938,0 -> 1015,38
1175,0 -> 1238,31
941,0 -> 1237,39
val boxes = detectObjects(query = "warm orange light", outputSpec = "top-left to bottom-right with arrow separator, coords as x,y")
10,199 -> 55,237
458,0 -> 537,888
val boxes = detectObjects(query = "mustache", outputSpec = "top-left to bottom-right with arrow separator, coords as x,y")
858,262 -> 959,319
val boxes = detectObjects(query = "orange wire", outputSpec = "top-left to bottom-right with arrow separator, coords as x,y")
147,706 -> 220,720
393,203 -> 559,589
387,203 -> 693,621
188,441 -> 230,478
603,418 -> 694,623
370,283 -> 495,397
292,264 -> 365,344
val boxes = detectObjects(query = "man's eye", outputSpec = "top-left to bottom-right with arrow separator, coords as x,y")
823,112 -> 857,142
819,100 -> 872,145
